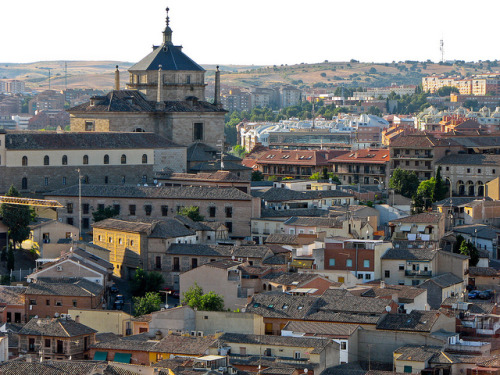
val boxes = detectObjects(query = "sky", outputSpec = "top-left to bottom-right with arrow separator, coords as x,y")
2,0 -> 499,66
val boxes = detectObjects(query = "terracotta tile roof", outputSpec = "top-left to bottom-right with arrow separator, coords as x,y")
329,148 -> 390,164
5,130 -> 180,150
25,278 -> 103,297
254,150 -> 346,166
282,321 -> 359,337
381,247 -> 438,261
394,345 -> 445,362
390,134 -> 456,148
390,212 -> 443,224
48,185 -> 252,201
376,310 -> 441,332
19,317 -> 96,337
354,283 -> 426,301
436,153 -> 500,166
0,286 -> 26,306
468,266 -> 500,277
420,273 -> 463,288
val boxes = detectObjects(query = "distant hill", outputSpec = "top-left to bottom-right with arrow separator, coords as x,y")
1,60 -> 496,92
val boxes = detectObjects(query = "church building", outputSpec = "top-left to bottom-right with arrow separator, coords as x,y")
68,8 -> 226,149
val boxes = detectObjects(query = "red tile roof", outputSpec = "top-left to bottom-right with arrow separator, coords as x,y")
329,148 -> 390,164
254,150 -> 347,166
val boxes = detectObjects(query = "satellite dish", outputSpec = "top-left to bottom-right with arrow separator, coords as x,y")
385,306 -> 391,312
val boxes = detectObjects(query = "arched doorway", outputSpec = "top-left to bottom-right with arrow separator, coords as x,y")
466,181 -> 474,196
477,181 -> 484,197
457,180 -> 465,196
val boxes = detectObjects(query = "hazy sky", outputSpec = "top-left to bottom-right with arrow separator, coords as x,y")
2,0 -> 499,66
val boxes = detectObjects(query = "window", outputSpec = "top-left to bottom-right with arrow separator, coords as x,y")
155,256 -> 161,269
67,218 -> 74,225
173,257 -> 180,271
118,238 -> 122,245
142,154 -> 147,164
404,365 -> 412,373
22,156 -> 28,166
467,168 -> 470,173
329,259 -> 335,266
193,122 -> 204,141
161,205 -> 168,216
104,176 -> 109,184
130,240 -> 134,246
82,218 -> 89,229
399,264 -> 405,271
45,339 -> 51,348
44,177 -> 49,186
108,237 -> 113,243
21,177 -> 27,189
340,341 -> 347,350
209,206 -> 216,217
186,75 -> 191,84
83,155 -> 89,164
85,120 -> 94,131
98,204 -> 105,211
191,258 -> 198,269
294,351 -> 301,359
82,203 -> 89,214
113,204 -> 121,214
67,203 -> 73,214
104,154 -> 109,164
62,155 -> 68,165
493,169 -> 496,174
357,274 -> 363,279
129,205 -> 136,215
365,274 -> 371,280
44,155 -> 49,165
363,260 -> 370,268
226,222 -> 233,233
225,207 -> 233,218
72,300 -> 77,307
121,154 -> 126,164
385,270 -> 390,278
46,299 -> 50,306
478,168 -> 481,173
145,205 -> 152,216
346,259 -> 353,267
55,301 -> 62,306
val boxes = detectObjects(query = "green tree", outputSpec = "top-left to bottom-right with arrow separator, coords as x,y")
133,292 -> 162,316
454,235 -> 465,254
182,282 -> 225,311
7,248 -> 14,271
251,171 -> 264,181
433,166 -> 447,202
389,168 -> 419,198
436,86 -> 460,97
130,269 -> 165,297
178,206 -> 204,222
92,205 -> 120,222
459,241 -> 479,266
1,185 -> 34,251
415,178 -> 436,210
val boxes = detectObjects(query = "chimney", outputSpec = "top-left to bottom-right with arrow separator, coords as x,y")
214,66 -> 221,108
156,65 -> 165,110
75,315 -> 80,324
114,65 -> 120,90
155,330 -> 162,340
380,280 -> 385,289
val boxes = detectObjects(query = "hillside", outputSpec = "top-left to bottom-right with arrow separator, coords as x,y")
1,60 -> 496,92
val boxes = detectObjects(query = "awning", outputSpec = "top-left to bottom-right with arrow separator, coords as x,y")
93,351 -> 108,361
417,225 -> 426,232
113,352 -> 132,363
400,225 -> 412,232
290,259 -> 314,269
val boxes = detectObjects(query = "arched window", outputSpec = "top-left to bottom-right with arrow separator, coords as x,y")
21,177 -> 27,190
83,155 -> 89,165
142,154 -> 147,164
103,154 -> 109,165
43,155 -> 49,166
62,155 -> 68,165
22,156 -> 28,166
121,154 -> 126,164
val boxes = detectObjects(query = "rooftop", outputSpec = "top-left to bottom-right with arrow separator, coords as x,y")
19,317 -> 97,337
376,310 -> 442,332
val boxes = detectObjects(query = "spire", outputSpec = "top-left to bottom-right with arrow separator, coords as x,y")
163,7 -> 173,44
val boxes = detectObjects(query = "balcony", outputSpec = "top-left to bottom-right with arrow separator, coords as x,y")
405,270 -> 432,277
393,154 -> 433,159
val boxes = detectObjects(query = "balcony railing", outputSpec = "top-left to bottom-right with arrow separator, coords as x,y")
405,270 -> 432,277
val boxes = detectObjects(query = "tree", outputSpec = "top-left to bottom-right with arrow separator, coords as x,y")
389,168 -> 419,198
1,185 -> 34,251
436,86 -> 459,97
415,178 -> 436,211
7,248 -> 14,271
92,205 -> 119,222
182,282 -> 225,311
251,170 -> 264,181
454,235 -> 465,254
459,241 -> 479,266
178,206 -> 204,222
133,292 -> 162,316
433,166 -> 447,202
130,269 -> 165,297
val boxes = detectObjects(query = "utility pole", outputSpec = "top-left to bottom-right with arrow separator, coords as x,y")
39,67 -> 52,90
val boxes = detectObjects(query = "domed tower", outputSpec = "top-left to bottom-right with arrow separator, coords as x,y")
127,8 -> 206,101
